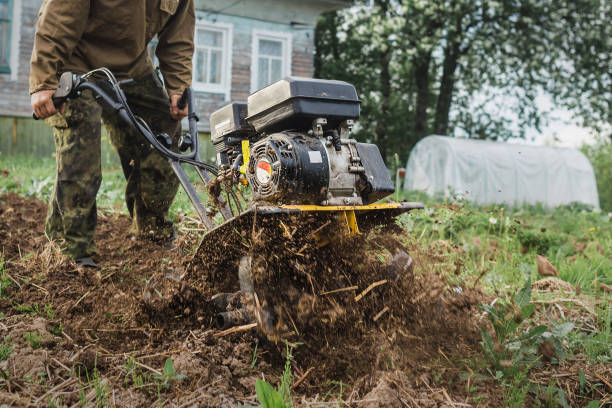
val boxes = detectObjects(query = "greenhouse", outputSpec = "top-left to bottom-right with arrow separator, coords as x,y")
404,136 -> 600,209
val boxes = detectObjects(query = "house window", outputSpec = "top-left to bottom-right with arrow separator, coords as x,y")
251,30 -> 292,92
192,22 -> 232,98
0,0 -> 12,73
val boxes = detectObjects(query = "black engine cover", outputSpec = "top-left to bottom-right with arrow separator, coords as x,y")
247,133 -> 329,204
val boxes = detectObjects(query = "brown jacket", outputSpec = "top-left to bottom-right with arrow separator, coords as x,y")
29,0 -> 194,96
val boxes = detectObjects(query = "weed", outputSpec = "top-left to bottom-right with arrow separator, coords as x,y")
479,278 -> 572,379
0,337 -> 13,360
254,343 -> 294,408
277,343 -> 293,406
123,354 -> 150,388
24,332 -> 42,349
255,379 -> 288,408
47,396 -> 63,408
50,321 -> 63,336
0,252 -> 13,299
13,303 -> 40,316
44,303 -> 55,320
502,368 -> 530,408
153,358 -> 186,389
250,343 -> 259,370
569,303 -> 612,363
92,368 -> 109,407
518,229 -> 563,254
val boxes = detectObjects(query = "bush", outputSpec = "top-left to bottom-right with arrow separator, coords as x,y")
582,140 -> 612,212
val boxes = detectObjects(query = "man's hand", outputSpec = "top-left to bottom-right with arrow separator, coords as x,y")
169,94 -> 188,121
31,90 -> 58,119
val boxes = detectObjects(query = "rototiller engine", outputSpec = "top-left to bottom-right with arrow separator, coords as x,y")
212,77 -> 392,207
38,70 -> 424,333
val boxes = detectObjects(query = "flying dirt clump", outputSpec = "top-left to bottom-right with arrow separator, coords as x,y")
183,213 -> 485,384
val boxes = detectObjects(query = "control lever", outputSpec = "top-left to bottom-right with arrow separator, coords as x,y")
156,133 -> 173,148
178,133 -> 193,152
177,88 -> 189,110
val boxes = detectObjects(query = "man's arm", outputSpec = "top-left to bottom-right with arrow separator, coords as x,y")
156,0 -> 195,98
30,0 -> 90,94
30,0 -> 90,118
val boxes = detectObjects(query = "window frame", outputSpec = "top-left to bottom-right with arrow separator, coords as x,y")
250,29 -> 292,93
191,20 -> 233,100
0,0 -> 13,74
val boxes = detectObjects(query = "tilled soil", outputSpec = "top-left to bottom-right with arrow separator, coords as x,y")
1,193 -> 606,407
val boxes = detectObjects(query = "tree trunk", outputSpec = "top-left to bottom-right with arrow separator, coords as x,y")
375,45 -> 392,161
413,51 -> 432,141
433,41 -> 460,136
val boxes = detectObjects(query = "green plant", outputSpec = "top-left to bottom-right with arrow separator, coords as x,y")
153,358 -> 185,389
93,369 -> 109,407
574,304 -> 612,363
250,343 -> 259,370
277,343 -> 293,406
0,252 -> 14,300
44,303 -> 55,320
123,354 -> 149,388
13,303 -> 40,316
24,332 -> 42,349
479,278 -> 572,379
518,229 -> 563,254
502,368 -> 530,408
50,321 -> 63,336
254,343 -> 295,408
0,337 -> 13,360
582,139 -> 612,212
47,396 -> 63,408
255,379 -> 288,408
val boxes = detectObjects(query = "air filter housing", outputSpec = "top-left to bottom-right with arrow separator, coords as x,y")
209,102 -> 254,167
246,77 -> 360,133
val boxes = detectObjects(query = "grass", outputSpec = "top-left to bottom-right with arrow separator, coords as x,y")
0,154 -> 205,222
396,194 -> 612,295
24,332 -> 42,349
0,336 -> 13,360
0,252 -> 12,299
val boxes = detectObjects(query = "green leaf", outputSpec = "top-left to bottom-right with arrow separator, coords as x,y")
557,388 -> 571,408
255,379 -> 286,408
515,278 -> 531,308
520,303 -> 535,319
584,401 -> 600,408
579,371 -> 586,394
164,358 -> 176,377
551,322 -> 575,338
517,325 -> 547,342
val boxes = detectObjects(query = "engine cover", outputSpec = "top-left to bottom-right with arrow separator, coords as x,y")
247,133 -> 330,204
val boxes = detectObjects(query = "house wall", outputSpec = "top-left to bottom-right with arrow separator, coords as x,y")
192,10 -> 315,131
0,0 -> 38,118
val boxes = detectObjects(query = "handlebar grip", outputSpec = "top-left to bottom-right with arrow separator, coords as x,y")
177,88 -> 190,110
32,90 -> 66,120
32,72 -> 79,120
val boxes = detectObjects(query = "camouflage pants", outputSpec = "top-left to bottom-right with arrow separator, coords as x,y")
45,75 -> 180,259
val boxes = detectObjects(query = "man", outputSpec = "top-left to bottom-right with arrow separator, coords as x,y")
29,0 -> 195,268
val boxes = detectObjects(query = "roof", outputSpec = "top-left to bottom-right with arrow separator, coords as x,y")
195,0 -> 353,25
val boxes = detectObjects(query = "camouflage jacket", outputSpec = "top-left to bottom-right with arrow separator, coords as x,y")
29,0 -> 194,97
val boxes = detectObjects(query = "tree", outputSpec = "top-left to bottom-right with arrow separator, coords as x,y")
314,0 -> 611,164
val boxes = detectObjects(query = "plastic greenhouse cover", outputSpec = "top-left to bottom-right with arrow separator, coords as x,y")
404,136 -> 600,209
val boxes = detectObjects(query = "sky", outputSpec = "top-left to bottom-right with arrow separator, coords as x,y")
522,95 -> 600,148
